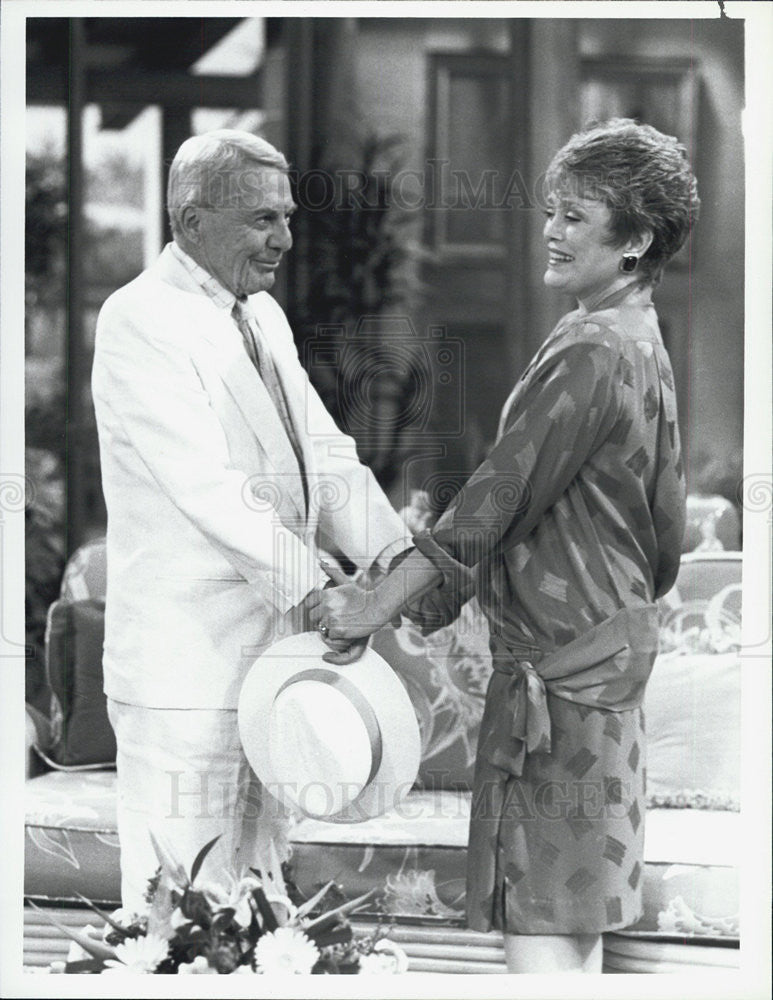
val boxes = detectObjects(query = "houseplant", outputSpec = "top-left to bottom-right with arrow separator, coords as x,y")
29,832 -> 407,975
295,133 -> 432,494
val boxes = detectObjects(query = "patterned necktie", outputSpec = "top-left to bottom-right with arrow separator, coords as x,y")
231,297 -> 308,513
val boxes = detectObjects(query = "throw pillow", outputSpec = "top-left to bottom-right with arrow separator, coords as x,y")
644,651 -> 740,811
34,597 -> 116,769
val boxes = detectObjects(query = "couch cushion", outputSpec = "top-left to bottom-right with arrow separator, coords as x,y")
35,598 -> 116,770
644,652 -> 740,811
25,777 -> 738,943
25,770 -> 120,904
620,809 -> 739,940
289,795 -> 739,942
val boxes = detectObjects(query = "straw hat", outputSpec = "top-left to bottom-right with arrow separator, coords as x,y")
238,632 -> 421,823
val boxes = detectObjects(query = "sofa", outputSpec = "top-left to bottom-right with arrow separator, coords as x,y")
24,534 -> 742,973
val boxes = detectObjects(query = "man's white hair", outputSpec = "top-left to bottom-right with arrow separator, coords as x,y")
167,130 -> 289,238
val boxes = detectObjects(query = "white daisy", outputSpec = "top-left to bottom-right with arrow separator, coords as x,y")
102,932 -> 170,973
255,927 -> 319,974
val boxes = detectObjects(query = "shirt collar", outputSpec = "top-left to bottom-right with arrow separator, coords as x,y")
170,241 -> 237,311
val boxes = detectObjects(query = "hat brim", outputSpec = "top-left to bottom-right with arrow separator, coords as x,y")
238,631 -> 421,823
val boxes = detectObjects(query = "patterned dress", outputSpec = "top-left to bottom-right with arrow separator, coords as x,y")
414,282 -> 686,935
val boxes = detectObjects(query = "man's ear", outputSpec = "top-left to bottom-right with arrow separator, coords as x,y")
178,204 -> 203,245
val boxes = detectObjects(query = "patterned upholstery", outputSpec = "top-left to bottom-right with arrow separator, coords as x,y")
291,799 -> 740,940
372,601 -> 491,790
25,770 -> 120,904
25,777 -> 739,941
24,545 -> 741,966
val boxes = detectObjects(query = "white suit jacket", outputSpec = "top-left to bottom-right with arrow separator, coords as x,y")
92,244 -> 409,709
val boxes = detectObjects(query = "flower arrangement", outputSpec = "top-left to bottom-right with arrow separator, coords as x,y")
29,832 -> 407,975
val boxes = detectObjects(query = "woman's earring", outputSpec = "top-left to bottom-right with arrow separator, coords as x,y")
620,253 -> 639,274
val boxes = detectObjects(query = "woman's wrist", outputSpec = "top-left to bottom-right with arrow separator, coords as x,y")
370,549 -> 444,625
366,581 -> 403,628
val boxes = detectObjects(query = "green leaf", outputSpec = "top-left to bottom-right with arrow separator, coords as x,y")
74,892 -> 131,939
190,834 -> 221,884
65,957 -> 107,974
295,880 -> 335,919
304,887 -> 378,933
148,828 -> 189,887
250,886 -> 278,933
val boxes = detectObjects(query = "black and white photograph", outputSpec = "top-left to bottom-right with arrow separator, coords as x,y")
1,1 -> 770,995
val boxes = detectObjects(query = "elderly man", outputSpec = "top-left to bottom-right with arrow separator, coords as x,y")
92,130 -> 410,910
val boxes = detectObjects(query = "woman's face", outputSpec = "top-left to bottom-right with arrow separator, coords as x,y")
542,189 -> 628,305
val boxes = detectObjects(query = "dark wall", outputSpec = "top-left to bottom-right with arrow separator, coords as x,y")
353,17 -> 745,496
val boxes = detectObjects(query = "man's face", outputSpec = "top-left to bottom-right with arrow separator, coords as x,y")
194,167 -> 295,297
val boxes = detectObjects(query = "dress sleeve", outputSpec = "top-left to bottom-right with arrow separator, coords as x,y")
415,331 -> 623,575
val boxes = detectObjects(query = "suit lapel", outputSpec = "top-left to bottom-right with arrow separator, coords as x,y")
202,318 -> 307,527
151,244 -> 313,526
261,341 -> 318,510
152,248 -> 308,527
246,294 -> 320,530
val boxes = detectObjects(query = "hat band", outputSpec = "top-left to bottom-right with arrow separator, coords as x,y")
276,668 -> 384,791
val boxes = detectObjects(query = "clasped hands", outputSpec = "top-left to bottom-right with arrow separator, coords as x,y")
310,581 -> 391,663
293,561 -> 395,664
285,549 -> 447,664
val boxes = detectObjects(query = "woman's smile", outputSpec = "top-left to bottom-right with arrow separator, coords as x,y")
547,247 -> 575,266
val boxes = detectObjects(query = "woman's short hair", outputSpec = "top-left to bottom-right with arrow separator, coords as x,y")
545,118 -> 700,284
167,130 -> 289,237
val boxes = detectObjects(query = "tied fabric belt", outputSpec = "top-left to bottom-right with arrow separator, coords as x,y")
479,605 -> 659,779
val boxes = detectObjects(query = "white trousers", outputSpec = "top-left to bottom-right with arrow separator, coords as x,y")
107,699 -> 291,913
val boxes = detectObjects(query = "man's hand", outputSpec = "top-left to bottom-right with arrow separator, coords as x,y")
282,566 -> 367,663
284,586 -> 325,635
313,561 -> 373,664
320,634 -> 371,666
308,564 -> 390,665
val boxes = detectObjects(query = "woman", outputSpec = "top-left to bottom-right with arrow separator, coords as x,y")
310,119 -> 698,973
